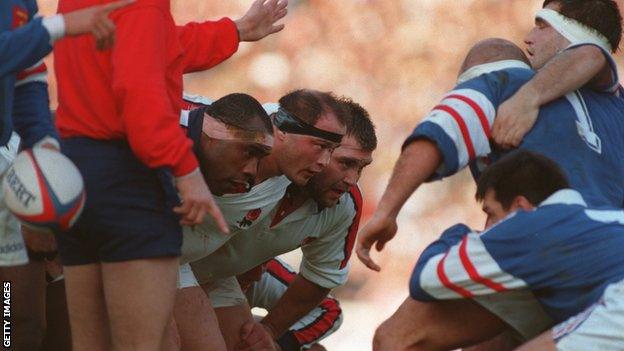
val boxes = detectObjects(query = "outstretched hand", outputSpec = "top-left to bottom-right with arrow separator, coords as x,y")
235,0 -> 288,42
356,213 -> 398,272
63,0 -> 135,50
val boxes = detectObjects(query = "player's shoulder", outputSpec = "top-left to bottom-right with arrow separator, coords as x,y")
319,185 -> 362,230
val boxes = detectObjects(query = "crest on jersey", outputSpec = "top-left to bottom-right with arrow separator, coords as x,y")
301,237 -> 317,246
237,208 -> 262,228
12,6 -> 28,28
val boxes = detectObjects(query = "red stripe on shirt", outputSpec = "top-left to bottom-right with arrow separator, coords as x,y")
436,252 -> 473,298
265,259 -> 342,346
340,186 -> 363,269
266,259 -> 297,285
446,94 -> 491,138
16,62 -> 46,81
293,297 -> 342,345
433,105 -> 476,159
459,236 -> 507,292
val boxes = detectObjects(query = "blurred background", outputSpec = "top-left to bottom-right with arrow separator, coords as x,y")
38,0 -> 624,349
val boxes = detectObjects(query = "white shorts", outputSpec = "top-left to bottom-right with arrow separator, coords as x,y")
554,279 -> 624,351
178,263 -> 199,289
0,134 -> 27,267
204,276 -> 247,308
473,290 -> 554,340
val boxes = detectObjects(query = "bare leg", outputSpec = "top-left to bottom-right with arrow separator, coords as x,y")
214,303 -> 255,351
162,314 -> 180,351
514,330 -> 556,351
64,264 -> 110,351
373,297 -> 508,351
174,286 -> 227,351
102,257 -> 178,351
0,261 -> 46,351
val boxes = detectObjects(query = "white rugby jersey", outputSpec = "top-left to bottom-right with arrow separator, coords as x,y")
190,187 -> 362,289
180,175 -> 290,264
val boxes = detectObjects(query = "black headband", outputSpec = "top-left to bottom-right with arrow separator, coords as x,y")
273,108 -> 343,144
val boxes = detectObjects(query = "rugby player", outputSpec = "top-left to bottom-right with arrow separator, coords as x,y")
53,0 -> 288,349
357,0 -> 624,272
176,89 -> 349,350
238,258 -> 343,351
493,0 -> 623,148
374,151 -> 624,350
188,98 -> 376,350
175,93 -> 275,351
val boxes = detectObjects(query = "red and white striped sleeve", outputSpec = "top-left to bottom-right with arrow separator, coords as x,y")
411,231 -> 528,300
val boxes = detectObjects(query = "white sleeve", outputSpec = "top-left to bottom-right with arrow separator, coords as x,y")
299,194 -> 360,289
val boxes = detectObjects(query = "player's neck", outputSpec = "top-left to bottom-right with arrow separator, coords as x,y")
256,155 -> 281,183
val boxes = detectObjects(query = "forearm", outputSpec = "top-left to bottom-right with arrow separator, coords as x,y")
262,274 -> 330,338
527,45 -> 607,106
375,139 -> 442,218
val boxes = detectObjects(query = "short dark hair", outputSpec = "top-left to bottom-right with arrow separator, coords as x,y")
544,0 -> 623,52
476,150 -> 570,209
278,89 -> 349,128
339,97 -> 377,152
207,93 -> 272,134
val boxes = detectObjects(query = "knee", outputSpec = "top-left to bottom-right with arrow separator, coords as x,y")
373,320 -> 403,351
373,318 -> 435,351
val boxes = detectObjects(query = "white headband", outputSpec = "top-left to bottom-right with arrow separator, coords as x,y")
536,8 -> 612,53
457,60 -> 532,84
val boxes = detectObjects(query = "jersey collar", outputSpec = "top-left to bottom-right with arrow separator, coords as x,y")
539,189 -> 587,207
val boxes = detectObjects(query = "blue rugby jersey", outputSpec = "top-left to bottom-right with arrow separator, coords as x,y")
410,189 -> 624,323
405,66 -> 624,207
1,0 -> 58,147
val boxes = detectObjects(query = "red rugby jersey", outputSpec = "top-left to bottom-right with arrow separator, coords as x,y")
54,0 -> 239,176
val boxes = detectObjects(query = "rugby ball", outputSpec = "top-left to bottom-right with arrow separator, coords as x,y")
2,148 -> 85,233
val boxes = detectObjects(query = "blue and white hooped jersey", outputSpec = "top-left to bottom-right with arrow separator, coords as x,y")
0,0 -> 58,148
406,67 -> 624,207
410,189 -> 624,323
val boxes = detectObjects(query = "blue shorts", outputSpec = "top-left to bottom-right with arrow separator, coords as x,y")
56,138 -> 182,266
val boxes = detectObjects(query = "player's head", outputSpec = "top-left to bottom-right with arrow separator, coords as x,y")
271,90 -> 349,186
526,0 -> 622,69
476,150 -> 569,228
197,93 -> 273,195
458,38 -> 531,83
306,98 -> 377,208
236,264 -> 266,292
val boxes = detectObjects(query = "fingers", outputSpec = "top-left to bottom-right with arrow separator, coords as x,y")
356,241 -> 381,272
269,24 -> 285,35
208,204 -> 230,234
94,18 -> 116,50
99,0 -> 135,15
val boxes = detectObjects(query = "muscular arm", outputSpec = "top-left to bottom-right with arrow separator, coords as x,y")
493,45 -> 611,147
261,274 -> 330,339
516,45 -> 608,107
356,139 -> 442,270
375,140 -> 442,219
374,297 -> 507,351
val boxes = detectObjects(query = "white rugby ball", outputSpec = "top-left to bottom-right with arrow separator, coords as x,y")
2,148 -> 85,233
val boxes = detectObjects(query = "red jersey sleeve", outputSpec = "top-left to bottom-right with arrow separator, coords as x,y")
111,6 -> 198,176
177,17 -> 240,73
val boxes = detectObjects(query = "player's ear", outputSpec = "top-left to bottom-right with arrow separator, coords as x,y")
274,125 -> 287,141
511,195 -> 535,212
